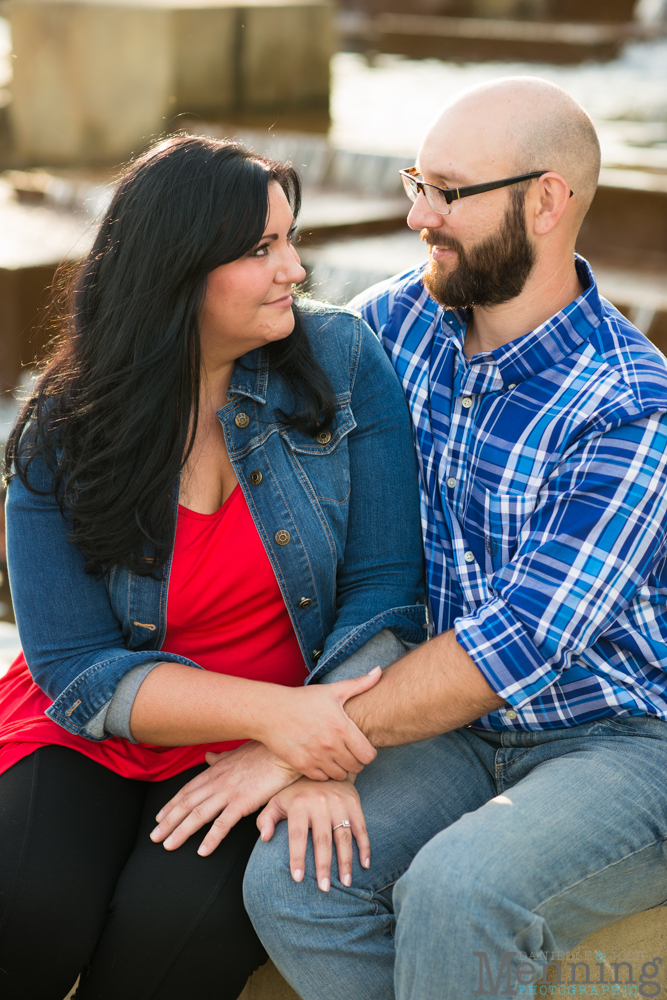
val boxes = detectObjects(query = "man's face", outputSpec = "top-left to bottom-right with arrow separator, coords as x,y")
408,114 -> 537,310
421,189 -> 536,311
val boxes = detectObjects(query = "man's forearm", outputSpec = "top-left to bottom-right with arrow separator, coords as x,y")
344,629 -> 505,747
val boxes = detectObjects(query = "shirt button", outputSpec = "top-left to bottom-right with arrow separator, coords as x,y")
275,530 -> 291,545
507,383 -> 517,390
506,710 -> 517,720
316,430 -> 332,445
235,412 -> 250,428
249,470 -> 262,485
464,550 -> 475,563
298,597 -> 313,609
446,477 -> 457,489
462,397 -> 473,409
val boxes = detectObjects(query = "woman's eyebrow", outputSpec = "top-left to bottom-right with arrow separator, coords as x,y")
260,219 -> 297,241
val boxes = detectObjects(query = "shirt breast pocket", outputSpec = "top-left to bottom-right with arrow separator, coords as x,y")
466,484 -> 540,575
279,403 -> 356,506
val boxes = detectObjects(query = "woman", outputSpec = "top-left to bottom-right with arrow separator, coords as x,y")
0,135 -> 425,1000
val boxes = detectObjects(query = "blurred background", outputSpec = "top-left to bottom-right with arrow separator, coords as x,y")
0,0 -> 665,644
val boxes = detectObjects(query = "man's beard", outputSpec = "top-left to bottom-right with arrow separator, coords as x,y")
422,192 -> 536,310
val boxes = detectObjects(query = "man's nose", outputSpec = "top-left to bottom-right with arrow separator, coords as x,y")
407,192 -> 446,232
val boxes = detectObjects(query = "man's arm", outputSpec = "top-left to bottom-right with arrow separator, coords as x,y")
345,629 -> 504,746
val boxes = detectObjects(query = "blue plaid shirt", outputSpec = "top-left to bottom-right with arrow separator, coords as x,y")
349,256 -> 667,731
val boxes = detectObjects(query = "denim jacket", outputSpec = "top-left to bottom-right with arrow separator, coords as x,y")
6,301 -> 426,740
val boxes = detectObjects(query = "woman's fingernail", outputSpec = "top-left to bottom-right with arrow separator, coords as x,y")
150,827 -> 160,841
260,827 -> 268,841
343,873 -> 352,887
197,843 -> 209,857
292,868 -> 303,882
319,878 -> 330,892
164,835 -> 174,849
155,810 -> 164,822
363,857 -> 370,868
367,666 -> 381,675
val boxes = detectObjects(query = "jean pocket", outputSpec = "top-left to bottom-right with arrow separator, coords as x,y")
280,402 -> 356,505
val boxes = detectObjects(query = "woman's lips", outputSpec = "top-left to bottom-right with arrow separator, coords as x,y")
264,293 -> 294,308
431,246 -> 457,262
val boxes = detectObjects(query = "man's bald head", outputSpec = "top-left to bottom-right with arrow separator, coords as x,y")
422,76 -> 600,228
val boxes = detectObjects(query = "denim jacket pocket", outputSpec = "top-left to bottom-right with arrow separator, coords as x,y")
466,484 -> 540,574
279,402 -> 356,505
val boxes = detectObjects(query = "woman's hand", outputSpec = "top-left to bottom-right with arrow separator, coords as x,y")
150,740 -> 300,855
257,776 -> 370,892
255,667 -> 382,781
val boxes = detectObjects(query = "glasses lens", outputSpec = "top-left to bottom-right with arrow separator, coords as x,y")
401,172 -> 419,203
424,185 -> 452,216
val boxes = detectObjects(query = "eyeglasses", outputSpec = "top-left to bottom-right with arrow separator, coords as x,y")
399,167 -> 572,216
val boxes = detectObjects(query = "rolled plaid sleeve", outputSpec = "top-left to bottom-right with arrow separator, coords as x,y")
454,412 -> 667,707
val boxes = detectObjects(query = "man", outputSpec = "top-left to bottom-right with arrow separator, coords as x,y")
242,75 -> 667,999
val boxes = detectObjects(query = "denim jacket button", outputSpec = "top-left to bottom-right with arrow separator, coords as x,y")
275,530 -> 291,546
312,649 -> 323,662
249,470 -> 263,485
316,430 -> 332,445
235,412 -> 250,428
298,597 -> 313,609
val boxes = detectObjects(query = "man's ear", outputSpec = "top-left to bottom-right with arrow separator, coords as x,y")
530,172 -> 572,236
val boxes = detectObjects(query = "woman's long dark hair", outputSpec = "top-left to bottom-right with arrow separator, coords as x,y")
4,135 -> 336,578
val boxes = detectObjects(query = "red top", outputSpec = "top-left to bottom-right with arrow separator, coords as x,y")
0,485 -> 307,780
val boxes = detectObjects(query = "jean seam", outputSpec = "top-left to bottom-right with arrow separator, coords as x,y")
533,836 -> 667,915
495,747 -> 533,771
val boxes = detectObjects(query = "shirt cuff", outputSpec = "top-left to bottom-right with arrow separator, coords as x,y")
103,661 -> 164,741
454,596 -> 559,707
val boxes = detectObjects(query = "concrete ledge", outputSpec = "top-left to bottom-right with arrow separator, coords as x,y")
239,960 -> 299,999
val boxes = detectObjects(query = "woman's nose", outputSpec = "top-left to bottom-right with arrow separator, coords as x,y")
277,246 -> 306,286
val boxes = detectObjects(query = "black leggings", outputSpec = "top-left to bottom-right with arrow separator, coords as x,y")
0,745 -> 267,1000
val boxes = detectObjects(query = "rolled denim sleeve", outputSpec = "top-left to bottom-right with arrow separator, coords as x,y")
454,413 -> 667,707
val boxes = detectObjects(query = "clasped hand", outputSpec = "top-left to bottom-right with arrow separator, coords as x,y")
150,667 -> 381,856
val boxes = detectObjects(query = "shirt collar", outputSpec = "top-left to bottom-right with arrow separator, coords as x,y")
440,255 -> 603,395
227,347 -> 269,403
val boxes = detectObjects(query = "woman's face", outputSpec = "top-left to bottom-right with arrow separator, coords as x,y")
198,180 -> 307,368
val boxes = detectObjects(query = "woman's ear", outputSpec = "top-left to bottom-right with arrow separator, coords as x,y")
530,172 -> 573,237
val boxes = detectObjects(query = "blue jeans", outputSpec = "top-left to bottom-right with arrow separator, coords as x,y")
243,646 -> 667,1000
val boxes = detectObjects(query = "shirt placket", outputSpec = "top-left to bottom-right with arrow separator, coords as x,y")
439,352 -> 497,611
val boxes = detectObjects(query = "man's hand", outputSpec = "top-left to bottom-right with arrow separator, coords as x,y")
150,741 -> 301,855
257,776 -> 370,892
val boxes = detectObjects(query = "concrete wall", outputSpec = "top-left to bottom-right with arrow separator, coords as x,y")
7,0 -> 334,167
173,5 -> 238,118
10,1 -> 173,165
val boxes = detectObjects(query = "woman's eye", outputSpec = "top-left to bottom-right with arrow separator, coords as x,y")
287,226 -> 298,243
250,244 -> 270,258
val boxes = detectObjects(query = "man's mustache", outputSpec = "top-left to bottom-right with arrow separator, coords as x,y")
420,229 -> 460,252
